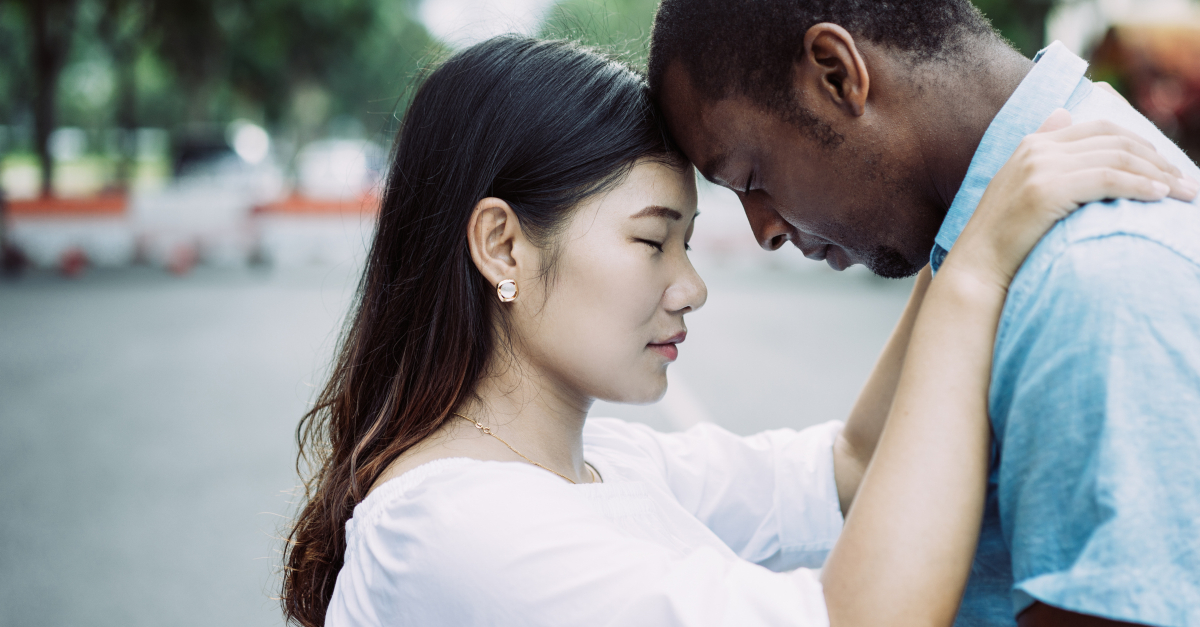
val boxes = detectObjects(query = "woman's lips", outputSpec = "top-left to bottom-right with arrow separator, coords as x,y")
648,343 -> 679,361
648,331 -> 686,362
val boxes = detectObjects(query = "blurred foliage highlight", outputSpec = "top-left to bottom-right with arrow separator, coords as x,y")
0,0 -> 1062,196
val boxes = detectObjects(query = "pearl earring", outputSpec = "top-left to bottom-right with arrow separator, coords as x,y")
496,279 -> 518,302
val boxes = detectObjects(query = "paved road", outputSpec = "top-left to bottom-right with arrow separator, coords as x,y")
0,256 -> 912,627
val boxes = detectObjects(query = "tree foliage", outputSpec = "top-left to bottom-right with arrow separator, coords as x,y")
1,0 -> 439,191
538,0 -> 1060,72
971,0 -> 1057,56
1,0 -> 1061,194
540,0 -> 659,70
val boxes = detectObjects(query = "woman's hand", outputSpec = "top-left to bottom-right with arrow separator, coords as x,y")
950,108 -> 1199,291
832,111 -> 1199,515
822,110 -> 1197,627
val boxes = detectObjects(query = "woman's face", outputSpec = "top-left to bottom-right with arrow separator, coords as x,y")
511,160 -> 707,404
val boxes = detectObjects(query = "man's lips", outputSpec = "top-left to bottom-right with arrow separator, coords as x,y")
799,242 -> 849,271
648,331 -> 686,362
802,244 -> 830,261
824,246 -> 850,271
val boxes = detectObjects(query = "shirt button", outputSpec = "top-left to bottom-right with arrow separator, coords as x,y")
932,245 -> 948,270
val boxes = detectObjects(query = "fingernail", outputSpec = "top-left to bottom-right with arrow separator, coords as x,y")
1154,181 -> 1171,196
1180,178 -> 1200,196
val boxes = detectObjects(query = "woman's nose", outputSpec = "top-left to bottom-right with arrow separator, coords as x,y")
666,256 -> 708,314
744,199 -> 792,251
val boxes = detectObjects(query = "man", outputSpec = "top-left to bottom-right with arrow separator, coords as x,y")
648,2 -> 1200,626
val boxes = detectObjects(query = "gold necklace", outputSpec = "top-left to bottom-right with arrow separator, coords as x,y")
452,413 -> 600,484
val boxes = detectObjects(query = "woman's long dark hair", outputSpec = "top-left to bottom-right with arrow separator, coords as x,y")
282,36 -> 680,626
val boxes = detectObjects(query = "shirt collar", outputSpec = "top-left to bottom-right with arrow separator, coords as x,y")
930,41 -> 1090,271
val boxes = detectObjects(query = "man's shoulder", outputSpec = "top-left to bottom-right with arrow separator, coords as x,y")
995,197 -> 1200,363
1061,196 -> 1200,265
1005,81 -> 1200,296
1010,198 -> 1200,304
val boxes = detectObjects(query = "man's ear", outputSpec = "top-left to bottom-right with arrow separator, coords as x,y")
466,197 -> 527,288
796,23 -> 870,117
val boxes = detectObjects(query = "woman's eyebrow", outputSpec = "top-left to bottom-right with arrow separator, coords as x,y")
630,205 -> 683,220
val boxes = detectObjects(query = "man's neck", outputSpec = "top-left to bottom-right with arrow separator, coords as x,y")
916,40 -> 1034,210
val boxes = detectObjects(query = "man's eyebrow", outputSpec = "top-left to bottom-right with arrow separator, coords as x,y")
699,153 -> 728,185
630,205 -> 684,220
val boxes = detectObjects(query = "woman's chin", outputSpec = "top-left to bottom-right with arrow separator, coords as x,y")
597,373 -> 668,406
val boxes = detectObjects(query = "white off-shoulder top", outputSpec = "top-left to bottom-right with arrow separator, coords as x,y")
326,417 -> 845,627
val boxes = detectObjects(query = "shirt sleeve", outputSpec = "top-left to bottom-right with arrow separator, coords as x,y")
991,232 -> 1200,626
331,462 -> 831,627
585,418 -> 845,569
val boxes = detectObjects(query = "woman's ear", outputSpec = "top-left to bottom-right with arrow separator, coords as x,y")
466,197 -> 527,288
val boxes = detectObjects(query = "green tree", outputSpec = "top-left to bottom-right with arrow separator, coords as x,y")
3,0 -> 438,191
972,0 -> 1058,57
541,0 -> 658,69
538,0 -> 1063,70
222,0 -> 438,133
0,3 -> 34,140
16,0 -> 82,196
143,0 -> 230,124
96,0 -> 151,188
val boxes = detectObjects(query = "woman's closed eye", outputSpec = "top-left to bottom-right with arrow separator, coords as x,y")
636,238 -> 665,253
635,238 -> 693,253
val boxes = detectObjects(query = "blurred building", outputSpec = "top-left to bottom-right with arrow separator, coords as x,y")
1047,0 -> 1200,157
1090,24 -> 1200,157
1047,0 -> 1200,54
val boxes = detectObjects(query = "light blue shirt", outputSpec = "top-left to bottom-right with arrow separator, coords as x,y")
932,42 -> 1200,627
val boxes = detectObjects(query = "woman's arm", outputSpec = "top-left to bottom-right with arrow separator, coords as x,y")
823,254 -> 1001,626
821,109 -> 1197,627
833,265 -> 930,515
830,111 -> 1199,516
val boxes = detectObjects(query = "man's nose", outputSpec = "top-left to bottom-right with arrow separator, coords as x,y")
743,198 -> 792,251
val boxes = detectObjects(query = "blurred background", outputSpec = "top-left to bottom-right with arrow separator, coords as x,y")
2,0 -> 1199,625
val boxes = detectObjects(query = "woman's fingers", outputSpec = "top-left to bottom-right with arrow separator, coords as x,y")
1059,150 -> 1198,200
1169,179 -> 1198,202
1056,168 -> 1171,208
1094,81 -> 1132,106
956,111 -> 1199,289
1053,135 -> 1183,178
1045,118 -> 1158,151
1026,122 -> 1199,200
1035,108 -> 1073,134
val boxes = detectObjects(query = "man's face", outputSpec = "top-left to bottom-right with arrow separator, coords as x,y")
659,63 -> 945,278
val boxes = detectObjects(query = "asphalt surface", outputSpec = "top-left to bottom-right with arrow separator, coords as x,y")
0,256 -> 913,627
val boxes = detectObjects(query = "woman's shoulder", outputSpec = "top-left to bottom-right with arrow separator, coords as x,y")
583,417 -> 683,480
583,417 -> 668,456
351,457 -> 579,536
332,458 -> 609,626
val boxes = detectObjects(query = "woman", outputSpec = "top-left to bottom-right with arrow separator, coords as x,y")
282,37 -> 1193,627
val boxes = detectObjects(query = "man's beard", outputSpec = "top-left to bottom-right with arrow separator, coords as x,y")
843,152 -> 942,280
862,244 -> 925,279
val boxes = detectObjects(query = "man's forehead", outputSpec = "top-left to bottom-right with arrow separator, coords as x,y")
697,153 -> 730,186
659,63 -> 734,182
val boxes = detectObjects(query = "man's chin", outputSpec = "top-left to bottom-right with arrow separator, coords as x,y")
861,245 -> 924,279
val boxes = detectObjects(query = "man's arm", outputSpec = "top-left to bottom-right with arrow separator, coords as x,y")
993,220 -> 1200,627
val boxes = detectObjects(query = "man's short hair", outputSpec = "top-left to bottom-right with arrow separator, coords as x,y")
648,0 -> 997,142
